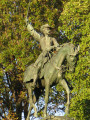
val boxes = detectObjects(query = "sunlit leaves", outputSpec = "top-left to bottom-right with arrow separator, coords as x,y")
58,0 -> 90,119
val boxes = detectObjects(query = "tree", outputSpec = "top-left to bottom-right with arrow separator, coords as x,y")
0,0 -> 89,119
0,0 -> 38,119
58,0 -> 90,119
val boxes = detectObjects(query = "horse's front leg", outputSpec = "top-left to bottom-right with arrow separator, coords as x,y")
44,80 -> 50,117
60,79 -> 70,115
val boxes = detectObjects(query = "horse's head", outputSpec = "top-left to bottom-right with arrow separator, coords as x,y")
66,44 -> 80,72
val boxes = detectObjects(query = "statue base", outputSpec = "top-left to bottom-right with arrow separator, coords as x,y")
41,116 -> 75,120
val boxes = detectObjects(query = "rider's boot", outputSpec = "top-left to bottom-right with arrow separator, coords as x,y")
33,73 -> 38,86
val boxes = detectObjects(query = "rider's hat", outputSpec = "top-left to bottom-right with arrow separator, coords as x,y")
40,24 -> 52,33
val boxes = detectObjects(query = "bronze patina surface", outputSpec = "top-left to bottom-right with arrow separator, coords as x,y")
24,18 -> 79,120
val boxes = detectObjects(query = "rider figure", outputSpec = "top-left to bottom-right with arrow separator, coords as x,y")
25,18 -> 59,85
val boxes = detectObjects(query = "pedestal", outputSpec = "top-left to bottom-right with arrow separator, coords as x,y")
41,116 -> 75,120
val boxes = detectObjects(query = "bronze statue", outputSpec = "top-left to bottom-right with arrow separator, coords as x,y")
24,39 -> 79,119
23,2 -> 80,119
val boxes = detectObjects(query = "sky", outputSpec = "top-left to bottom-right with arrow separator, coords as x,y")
22,97 -> 65,120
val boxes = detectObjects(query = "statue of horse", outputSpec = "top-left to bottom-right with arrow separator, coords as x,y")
24,43 -> 79,120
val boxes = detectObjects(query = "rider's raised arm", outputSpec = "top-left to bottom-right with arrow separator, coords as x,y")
27,24 -> 41,42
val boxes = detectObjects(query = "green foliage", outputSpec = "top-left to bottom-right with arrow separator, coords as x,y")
0,0 -> 89,119
58,0 -> 90,119
0,0 -> 38,119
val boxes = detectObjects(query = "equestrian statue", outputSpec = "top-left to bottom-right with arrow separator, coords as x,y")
23,17 -> 80,120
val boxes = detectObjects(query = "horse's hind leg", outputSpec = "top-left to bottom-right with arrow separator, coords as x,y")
26,101 -> 32,120
60,79 -> 70,115
26,87 -> 37,120
26,87 -> 33,120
